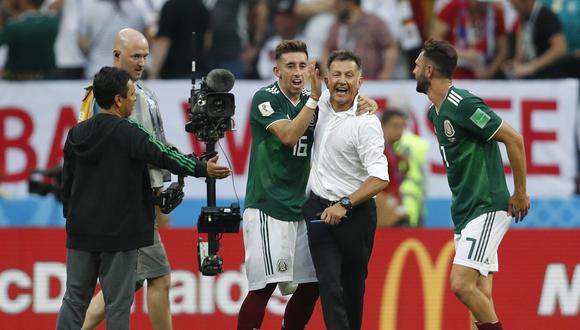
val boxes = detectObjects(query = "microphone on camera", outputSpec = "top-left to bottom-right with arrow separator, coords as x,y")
205,69 -> 235,93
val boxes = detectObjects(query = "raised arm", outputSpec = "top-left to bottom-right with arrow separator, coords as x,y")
268,62 -> 321,147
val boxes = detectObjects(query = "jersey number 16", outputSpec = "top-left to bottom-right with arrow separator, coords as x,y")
293,136 -> 308,157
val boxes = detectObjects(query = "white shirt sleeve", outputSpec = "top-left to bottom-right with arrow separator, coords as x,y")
357,115 -> 389,181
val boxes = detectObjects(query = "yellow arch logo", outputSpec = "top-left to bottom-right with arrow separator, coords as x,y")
379,238 -> 455,330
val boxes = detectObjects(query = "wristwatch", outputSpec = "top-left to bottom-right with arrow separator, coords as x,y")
338,197 -> 353,211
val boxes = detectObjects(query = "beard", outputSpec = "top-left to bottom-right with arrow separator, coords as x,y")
415,75 -> 430,94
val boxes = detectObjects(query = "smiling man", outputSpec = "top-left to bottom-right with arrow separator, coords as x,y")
414,39 -> 530,330
238,41 -> 379,330
301,49 -> 389,330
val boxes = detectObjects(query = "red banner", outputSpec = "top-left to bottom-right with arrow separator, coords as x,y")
1,228 -> 579,329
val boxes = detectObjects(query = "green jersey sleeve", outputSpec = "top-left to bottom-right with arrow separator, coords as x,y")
455,96 -> 503,141
251,90 -> 290,131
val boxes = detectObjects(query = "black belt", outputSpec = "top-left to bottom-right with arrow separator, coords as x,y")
309,192 -> 336,207
309,192 -> 351,220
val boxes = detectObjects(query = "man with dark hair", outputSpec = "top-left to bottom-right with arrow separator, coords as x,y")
302,49 -> 388,330
79,28 -> 178,330
237,39 -> 321,330
503,0 -> 567,78
149,0 -> 210,79
56,66 -> 231,330
238,40 -> 377,330
413,39 -> 531,330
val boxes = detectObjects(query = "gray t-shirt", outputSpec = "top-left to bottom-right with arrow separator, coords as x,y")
78,0 -> 152,78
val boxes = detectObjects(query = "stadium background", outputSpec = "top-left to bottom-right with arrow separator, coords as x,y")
1,79 -> 579,328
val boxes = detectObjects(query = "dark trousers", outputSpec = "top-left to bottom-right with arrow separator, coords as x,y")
56,248 -> 138,330
302,193 -> 377,330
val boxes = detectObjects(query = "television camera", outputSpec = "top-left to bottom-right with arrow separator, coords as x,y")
186,67 -> 242,276
28,165 -> 63,201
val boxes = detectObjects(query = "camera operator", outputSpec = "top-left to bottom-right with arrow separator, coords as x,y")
77,28 -> 195,330
56,66 -> 230,329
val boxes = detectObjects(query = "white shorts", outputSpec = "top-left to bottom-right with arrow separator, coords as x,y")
453,211 -> 511,276
242,208 -> 317,291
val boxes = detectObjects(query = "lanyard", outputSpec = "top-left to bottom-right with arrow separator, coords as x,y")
522,0 -> 541,62
136,82 -> 165,142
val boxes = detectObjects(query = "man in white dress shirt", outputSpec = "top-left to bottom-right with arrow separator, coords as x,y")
301,49 -> 389,330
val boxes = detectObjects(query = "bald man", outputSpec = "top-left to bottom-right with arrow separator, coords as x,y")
79,28 -> 174,330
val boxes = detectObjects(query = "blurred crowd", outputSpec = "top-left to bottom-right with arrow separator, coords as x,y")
0,0 -> 578,81
1,0 -> 579,227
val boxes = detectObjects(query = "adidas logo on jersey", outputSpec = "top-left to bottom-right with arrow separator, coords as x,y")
447,89 -> 463,106
265,85 -> 280,94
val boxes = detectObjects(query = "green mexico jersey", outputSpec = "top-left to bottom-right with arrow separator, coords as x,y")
245,82 -> 315,221
428,86 -> 510,233
0,12 -> 59,76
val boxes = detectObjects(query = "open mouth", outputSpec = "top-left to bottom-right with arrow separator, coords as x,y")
335,86 -> 348,96
291,78 -> 302,87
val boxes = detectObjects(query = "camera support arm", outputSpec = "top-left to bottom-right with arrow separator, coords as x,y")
189,32 -> 241,276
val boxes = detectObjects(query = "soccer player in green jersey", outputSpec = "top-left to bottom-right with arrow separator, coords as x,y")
413,40 -> 531,330
237,40 -> 377,330
237,39 -> 322,330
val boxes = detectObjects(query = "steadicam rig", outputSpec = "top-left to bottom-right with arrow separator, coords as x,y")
185,33 -> 241,276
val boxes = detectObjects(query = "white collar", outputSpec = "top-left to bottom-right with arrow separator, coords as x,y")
321,91 -> 360,116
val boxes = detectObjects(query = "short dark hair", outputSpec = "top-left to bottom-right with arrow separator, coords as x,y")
422,39 -> 457,79
93,67 -> 131,109
380,108 -> 408,126
275,40 -> 308,60
326,49 -> 362,72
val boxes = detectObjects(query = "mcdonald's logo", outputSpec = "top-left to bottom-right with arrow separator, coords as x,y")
379,238 -> 455,330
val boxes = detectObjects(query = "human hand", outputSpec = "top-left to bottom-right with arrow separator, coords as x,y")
459,48 -> 485,69
377,70 -> 391,80
501,60 -> 515,78
308,61 -> 321,100
241,45 -> 259,62
510,62 -> 536,78
355,95 -> 378,116
206,155 -> 231,179
474,67 -> 493,79
321,203 -> 347,225
508,191 -> 530,223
